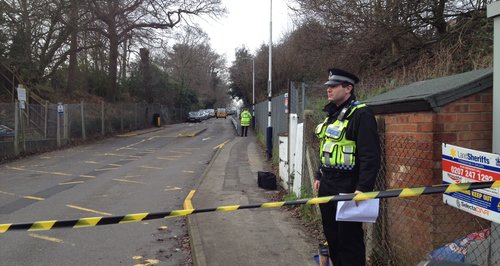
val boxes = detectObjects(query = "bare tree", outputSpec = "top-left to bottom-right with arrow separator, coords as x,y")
287,0 -> 493,80
66,0 -> 80,93
229,47 -> 253,103
3,0 -> 73,83
139,47 -> 152,103
87,0 -> 225,102
160,27 -> 225,107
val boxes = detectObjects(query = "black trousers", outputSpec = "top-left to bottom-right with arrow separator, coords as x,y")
241,126 -> 248,136
318,172 -> 366,266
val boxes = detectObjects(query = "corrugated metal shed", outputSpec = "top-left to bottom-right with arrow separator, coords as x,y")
364,68 -> 493,114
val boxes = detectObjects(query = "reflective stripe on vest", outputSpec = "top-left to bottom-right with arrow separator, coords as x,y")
315,102 -> 366,170
240,111 -> 252,126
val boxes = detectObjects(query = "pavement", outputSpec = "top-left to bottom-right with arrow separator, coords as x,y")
187,127 -> 318,266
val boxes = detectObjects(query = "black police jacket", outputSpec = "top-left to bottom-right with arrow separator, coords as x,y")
317,96 -> 381,193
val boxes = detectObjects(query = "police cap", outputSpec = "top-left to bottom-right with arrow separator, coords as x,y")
324,68 -> 359,86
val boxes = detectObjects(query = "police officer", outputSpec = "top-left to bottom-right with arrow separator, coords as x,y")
314,68 -> 381,266
240,107 -> 252,137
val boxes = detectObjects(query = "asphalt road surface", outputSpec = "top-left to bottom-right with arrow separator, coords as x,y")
0,117 -> 236,265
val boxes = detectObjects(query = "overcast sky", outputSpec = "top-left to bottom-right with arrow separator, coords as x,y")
198,0 -> 296,64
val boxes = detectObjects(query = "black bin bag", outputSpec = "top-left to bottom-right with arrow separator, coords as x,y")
257,171 -> 277,190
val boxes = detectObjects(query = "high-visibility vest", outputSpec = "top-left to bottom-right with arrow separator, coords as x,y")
315,102 -> 366,170
240,111 -> 252,126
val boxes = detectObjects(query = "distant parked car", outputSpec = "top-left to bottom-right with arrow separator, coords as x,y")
198,109 -> 211,120
187,111 -> 202,122
216,108 -> 227,119
227,108 -> 237,116
207,109 -> 215,117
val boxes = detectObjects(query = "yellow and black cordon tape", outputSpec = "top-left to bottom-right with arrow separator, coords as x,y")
1,181 -> 499,234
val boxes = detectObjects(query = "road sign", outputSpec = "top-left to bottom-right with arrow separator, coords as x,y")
17,86 -> 26,102
57,103 -> 64,113
442,143 -> 500,223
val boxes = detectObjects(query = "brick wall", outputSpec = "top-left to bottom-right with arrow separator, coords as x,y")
377,88 -> 493,265
436,89 -> 493,151
380,112 -> 436,264
432,88 -> 493,252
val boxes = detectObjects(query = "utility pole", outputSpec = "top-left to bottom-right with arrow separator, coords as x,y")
266,0 -> 273,160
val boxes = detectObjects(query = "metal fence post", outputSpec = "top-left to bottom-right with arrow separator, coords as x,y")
44,100 -> 48,139
120,103 -> 124,132
301,83 -> 306,120
81,100 -> 86,140
101,101 -> 105,136
57,109 -> 61,147
14,101 -> 19,155
63,104 -> 68,141
20,102 -> 25,152
135,103 -> 138,130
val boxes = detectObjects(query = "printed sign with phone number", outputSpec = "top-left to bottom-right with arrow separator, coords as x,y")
442,143 -> 500,223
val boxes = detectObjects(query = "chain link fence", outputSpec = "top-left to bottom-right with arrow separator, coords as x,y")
254,90 -> 299,147
0,101 -> 187,160
302,113 -> 499,265
368,134 -> 499,266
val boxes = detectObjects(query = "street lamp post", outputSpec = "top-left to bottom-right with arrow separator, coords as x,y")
251,58 -> 255,129
266,0 -> 273,160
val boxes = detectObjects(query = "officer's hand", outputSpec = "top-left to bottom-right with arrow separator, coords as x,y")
314,180 -> 320,192
354,190 -> 362,207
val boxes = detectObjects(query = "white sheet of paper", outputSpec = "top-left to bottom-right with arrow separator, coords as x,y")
336,198 -> 380,223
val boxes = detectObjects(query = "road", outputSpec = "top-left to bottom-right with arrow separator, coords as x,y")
0,117 -> 236,265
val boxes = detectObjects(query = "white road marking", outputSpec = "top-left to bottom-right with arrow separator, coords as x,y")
157,157 -> 177,161
5,166 -> 72,176
113,179 -> 145,184
94,168 -> 119,171
66,205 -> 112,216
59,181 -> 84,185
140,165 -> 163,170
164,186 -> 182,191
29,234 -> 64,244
